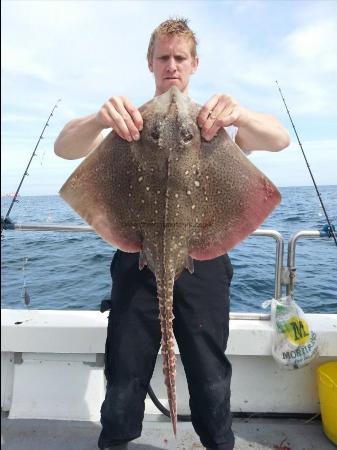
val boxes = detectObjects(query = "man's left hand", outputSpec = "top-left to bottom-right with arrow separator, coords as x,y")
197,94 -> 245,141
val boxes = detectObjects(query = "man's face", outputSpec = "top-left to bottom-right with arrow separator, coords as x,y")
148,35 -> 199,96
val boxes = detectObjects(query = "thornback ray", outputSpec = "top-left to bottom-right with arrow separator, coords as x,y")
59,86 -> 281,436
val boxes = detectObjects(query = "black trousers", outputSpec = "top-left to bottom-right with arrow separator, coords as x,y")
98,250 -> 234,450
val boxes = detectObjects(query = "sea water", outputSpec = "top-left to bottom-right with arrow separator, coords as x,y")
1,186 -> 336,313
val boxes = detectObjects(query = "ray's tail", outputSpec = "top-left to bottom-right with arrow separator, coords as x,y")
155,267 -> 177,436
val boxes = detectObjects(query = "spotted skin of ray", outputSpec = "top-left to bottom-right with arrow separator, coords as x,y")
60,86 -> 281,436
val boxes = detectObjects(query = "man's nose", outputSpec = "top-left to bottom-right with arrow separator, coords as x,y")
166,57 -> 177,72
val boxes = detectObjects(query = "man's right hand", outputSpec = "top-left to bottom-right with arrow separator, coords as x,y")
95,96 -> 143,142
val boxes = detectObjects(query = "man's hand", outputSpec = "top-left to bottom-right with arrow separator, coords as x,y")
95,96 -> 143,142
197,94 -> 245,141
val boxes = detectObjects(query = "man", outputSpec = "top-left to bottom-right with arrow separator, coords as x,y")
55,18 -> 289,450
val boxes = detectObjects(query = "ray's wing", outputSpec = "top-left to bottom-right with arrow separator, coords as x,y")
59,132 -> 142,252
188,130 -> 281,260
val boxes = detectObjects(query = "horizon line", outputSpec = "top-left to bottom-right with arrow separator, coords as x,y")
1,184 -> 337,198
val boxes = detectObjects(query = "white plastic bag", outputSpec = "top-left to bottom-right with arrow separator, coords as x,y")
262,296 -> 319,369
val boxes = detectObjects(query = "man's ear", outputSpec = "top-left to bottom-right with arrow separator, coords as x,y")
148,60 -> 154,73
192,56 -> 199,74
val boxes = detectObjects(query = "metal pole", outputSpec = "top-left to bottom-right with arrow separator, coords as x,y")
9,223 -> 94,233
286,230 -> 322,297
251,229 -> 284,300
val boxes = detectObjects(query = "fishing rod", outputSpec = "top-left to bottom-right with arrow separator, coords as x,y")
1,99 -> 61,235
275,81 -> 337,247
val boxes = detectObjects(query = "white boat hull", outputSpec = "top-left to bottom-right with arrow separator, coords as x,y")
1,309 -> 337,421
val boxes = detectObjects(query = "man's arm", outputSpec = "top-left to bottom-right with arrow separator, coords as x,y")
198,94 -> 290,152
54,97 -> 143,160
234,109 -> 290,152
54,114 -> 104,160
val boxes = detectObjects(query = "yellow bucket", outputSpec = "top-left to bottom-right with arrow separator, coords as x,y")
317,361 -> 337,445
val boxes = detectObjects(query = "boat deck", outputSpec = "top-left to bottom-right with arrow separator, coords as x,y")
1,412 -> 335,450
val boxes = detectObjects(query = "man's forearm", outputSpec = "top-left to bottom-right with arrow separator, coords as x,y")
54,114 -> 104,160
235,109 -> 290,152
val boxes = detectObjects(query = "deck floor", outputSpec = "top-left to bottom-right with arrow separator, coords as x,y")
1,413 -> 335,450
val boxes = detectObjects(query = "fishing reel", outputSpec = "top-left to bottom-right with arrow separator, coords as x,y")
320,224 -> 336,238
1,216 -> 15,230
1,216 -> 15,237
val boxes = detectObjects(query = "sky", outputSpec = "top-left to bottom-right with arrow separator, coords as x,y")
2,0 -> 337,196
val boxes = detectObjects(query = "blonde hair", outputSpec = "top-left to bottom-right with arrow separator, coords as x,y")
147,18 -> 198,63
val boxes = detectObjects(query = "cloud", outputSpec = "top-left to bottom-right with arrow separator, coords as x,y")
2,46 -> 53,82
284,20 -> 337,71
187,2 -> 337,118
250,139 -> 337,187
